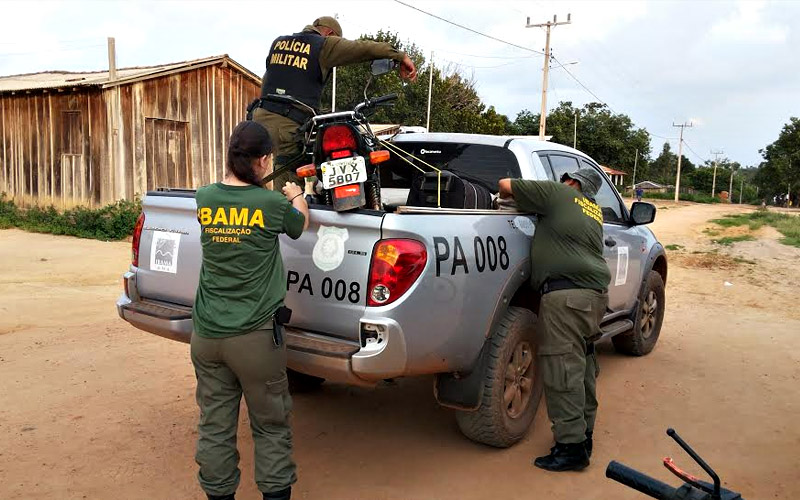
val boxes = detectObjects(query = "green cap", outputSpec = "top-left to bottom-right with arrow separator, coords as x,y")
562,168 -> 602,198
313,16 -> 342,37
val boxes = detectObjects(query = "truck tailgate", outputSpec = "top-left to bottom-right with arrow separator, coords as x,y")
136,193 -> 202,306
135,192 -> 383,343
282,209 -> 384,342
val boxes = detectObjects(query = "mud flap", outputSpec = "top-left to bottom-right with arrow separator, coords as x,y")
434,338 -> 491,411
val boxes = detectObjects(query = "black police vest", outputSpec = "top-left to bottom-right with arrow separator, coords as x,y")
261,32 -> 325,110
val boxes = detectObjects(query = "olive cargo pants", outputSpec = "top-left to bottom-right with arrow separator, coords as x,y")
537,288 -> 608,444
251,108 -> 302,191
190,326 -> 296,497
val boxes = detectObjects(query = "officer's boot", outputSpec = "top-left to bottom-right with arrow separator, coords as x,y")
207,494 -> 235,500
533,441 -> 590,472
585,430 -> 593,458
263,487 -> 291,500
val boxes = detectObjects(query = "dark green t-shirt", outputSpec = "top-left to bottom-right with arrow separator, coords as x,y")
511,179 -> 611,291
192,183 -> 305,338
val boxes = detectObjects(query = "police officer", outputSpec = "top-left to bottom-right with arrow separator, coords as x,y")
250,15 -> 418,190
498,168 -> 611,472
192,121 -> 309,500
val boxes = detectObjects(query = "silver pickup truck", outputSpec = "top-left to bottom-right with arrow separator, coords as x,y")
117,133 -> 666,448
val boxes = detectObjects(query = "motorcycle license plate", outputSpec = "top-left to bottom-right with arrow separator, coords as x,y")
320,156 -> 367,190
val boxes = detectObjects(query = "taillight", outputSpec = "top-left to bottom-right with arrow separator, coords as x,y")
321,125 -> 357,157
131,213 -> 145,266
367,239 -> 427,307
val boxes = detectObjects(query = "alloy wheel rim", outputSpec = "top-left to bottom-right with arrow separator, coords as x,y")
503,341 -> 534,418
640,290 -> 658,339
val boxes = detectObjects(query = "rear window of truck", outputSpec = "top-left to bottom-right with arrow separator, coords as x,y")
380,142 -> 521,190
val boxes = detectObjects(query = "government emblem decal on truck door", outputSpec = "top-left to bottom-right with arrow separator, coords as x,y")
312,225 -> 349,272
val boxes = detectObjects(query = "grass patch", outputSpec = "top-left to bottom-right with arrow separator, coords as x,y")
712,235 -> 756,246
0,193 -> 141,241
710,210 -> 800,248
733,256 -> 757,265
665,244 -> 684,251
702,228 -> 721,237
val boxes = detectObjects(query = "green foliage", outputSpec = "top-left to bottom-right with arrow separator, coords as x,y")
665,244 -> 684,251
509,101 -> 652,179
319,31 -> 507,135
0,193 -> 141,240
755,117 -> 800,200
650,142 -> 695,185
711,211 -> 800,248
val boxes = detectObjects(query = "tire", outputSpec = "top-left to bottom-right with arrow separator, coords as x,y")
612,270 -> 665,356
287,368 -> 325,393
455,306 -> 543,448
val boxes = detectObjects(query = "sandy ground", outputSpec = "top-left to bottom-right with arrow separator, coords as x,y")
1,203 -> 799,500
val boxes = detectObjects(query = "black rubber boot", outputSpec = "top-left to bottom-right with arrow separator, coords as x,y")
263,487 -> 291,500
585,431 -> 593,458
533,441 -> 590,472
207,494 -> 235,500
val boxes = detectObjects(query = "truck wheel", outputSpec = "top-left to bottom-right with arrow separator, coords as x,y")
287,368 -> 325,393
455,306 -> 543,448
612,270 -> 665,356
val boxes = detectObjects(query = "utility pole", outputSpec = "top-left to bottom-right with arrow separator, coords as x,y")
526,13 -> 571,140
729,166 -> 735,202
331,13 -> 339,111
672,122 -> 692,202
426,50 -> 434,132
573,110 -> 578,148
711,149 -> 724,198
739,176 -> 744,204
632,149 -> 638,198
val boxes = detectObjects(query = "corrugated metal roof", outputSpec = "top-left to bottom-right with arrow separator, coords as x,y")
0,54 -> 260,93
601,166 -> 627,176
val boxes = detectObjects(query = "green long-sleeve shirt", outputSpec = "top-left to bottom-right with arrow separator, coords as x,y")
260,26 -> 405,97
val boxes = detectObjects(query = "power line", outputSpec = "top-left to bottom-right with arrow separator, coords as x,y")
683,140 -> 709,164
393,0 -> 545,56
435,49 -> 537,60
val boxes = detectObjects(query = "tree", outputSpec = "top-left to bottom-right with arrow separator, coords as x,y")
755,117 -> 800,200
319,31 -> 511,135
510,102 -> 652,181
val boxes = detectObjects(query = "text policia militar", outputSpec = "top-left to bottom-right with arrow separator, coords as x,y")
269,38 -> 312,70
197,207 -> 266,244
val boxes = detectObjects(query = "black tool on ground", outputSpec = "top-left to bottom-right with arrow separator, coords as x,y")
605,428 -> 743,500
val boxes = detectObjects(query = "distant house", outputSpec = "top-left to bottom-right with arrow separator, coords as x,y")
0,55 -> 260,208
601,166 -> 626,187
635,181 -> 667,193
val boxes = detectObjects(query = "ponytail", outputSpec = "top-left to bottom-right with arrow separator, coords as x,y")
226,121 -> 274,186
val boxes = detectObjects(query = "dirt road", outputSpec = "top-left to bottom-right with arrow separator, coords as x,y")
1,203 -> 798,500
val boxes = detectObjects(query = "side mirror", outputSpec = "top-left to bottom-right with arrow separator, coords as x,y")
630,202 -> 656,225
370,58 -> 394,76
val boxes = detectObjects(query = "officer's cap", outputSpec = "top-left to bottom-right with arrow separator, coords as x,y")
313,16 -> 343,37
561,168 -> 602,198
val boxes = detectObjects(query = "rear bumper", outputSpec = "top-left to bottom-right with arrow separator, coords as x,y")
118,274 -> 409,386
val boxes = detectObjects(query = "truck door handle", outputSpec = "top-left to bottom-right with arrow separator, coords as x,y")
605,238 -> 617,247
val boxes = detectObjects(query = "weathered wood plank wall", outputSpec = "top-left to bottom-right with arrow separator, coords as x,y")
0,61 -> 259,209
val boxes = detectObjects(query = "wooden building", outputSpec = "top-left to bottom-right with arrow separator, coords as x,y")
0,55 -> 261,208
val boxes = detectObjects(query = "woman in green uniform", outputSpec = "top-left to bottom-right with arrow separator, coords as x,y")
191,121 -> 309,500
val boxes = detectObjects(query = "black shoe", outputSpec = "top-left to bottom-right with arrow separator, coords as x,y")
263,487 -> 291,500
207,495 -> 235,500
585,431 -> 593,458
533,442 -> 590,472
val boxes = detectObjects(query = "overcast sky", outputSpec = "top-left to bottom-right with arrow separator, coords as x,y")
2,0 -> 798,167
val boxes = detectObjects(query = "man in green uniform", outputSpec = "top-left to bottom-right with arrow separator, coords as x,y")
249,16 -> 418,190
498,168 -> 611,472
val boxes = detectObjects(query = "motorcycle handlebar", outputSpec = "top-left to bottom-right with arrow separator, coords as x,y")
606,461 -> 678,500
371,93 -> 399,105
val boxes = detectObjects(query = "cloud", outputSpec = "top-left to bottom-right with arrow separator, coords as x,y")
709,0 -> 789,44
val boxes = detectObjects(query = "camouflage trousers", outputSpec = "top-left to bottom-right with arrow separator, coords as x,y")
190,326 -> 296,496
251,108 -> 302,191
537,288 -> 608,444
